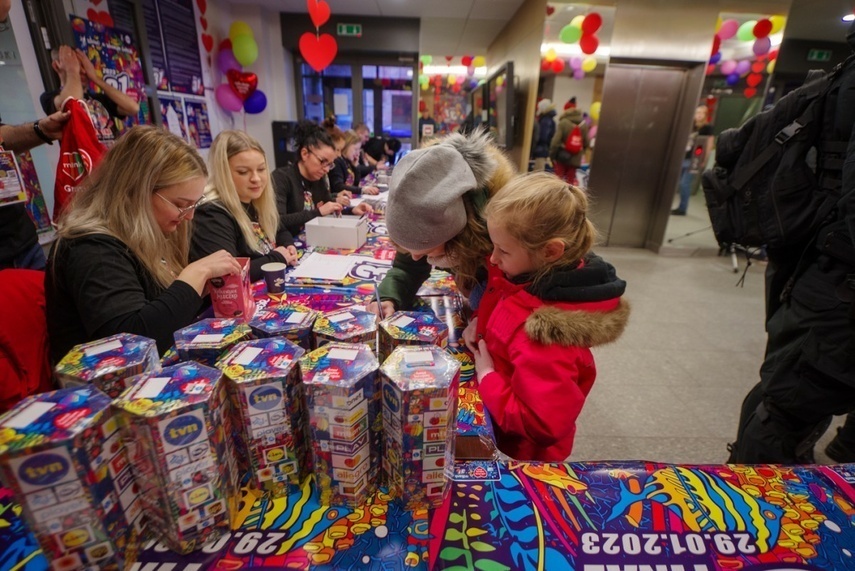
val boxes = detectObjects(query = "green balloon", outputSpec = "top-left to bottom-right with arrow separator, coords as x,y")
232,34 -> 258,67
420,55 -> 433,65
737,20 -> 757,42
229,21 -> 253,42
559,24 -> 582,44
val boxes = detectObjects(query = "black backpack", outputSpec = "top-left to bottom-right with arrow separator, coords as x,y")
701,55 -> 854,249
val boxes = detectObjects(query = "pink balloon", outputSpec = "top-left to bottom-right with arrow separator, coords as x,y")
719,19 -> 739,40
588,125 -> 597,140
720,59 -> 737,75
573,69 -> 585,80
735,59 -> 751,76
753,36 -> 772,56
216,83 -> 243,112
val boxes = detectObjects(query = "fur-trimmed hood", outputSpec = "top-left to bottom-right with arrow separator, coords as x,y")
525,298 -> 630,347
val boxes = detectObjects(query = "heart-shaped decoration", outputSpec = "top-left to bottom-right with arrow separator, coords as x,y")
307,0 -> 331,29
546,5 -> 555,16
201,33 -> 214,53
227,70 -> 258,101
196,0 -> 207,14
751,61 -> 765,73
746,73 -> 763,88
200,17 -> 208,30
86,9 -> 113,27
299,32 -> 338,72
90,0 -> 103,5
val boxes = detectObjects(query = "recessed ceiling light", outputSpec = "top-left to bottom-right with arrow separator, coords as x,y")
843,14 -> 855,22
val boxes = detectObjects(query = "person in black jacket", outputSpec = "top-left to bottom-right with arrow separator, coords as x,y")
191,131 -> 298,282
46,126 -> 242,362
271,121 -> 372,240
330,130 -> 380,197
363,136 -> 402,168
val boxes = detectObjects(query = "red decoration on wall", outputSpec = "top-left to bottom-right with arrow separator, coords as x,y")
86,9 -> 114,27
299,32 -> 338,72
227,70 -> 258,100
307,0 -> 331,28
196,0 -> 207,14
201,33 -> 214,53
546,5 -> 555,16
200,17 -> 208,30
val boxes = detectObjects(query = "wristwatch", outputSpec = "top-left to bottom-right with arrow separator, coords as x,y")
33,120 -> 53,145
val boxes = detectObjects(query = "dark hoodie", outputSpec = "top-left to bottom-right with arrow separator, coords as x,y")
533,110 -> 557,158
549,108 -> 589,167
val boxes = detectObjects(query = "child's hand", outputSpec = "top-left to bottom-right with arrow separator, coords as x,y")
471,339 -> 494,383
462,317 -> 478,352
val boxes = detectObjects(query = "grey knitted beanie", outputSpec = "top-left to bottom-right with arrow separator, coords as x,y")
386,131 -> 497,251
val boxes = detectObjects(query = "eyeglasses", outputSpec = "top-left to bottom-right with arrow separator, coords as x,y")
307,148 -> 335,171
154,192 -> 205,219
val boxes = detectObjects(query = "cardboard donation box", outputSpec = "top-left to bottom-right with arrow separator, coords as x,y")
55,333 -> 160,398
380,346 -> 460,511
305,215 -> 368,250
299,342 -> 381,507
249,302 -> 318,350
0,387 -> 142,570
113,362 -> 238,554
378,311 -> 449,362
209,257 -> 256,321
218,338 -> 310,497
173,318 -> 252,366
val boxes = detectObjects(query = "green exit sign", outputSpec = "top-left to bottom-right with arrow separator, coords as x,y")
807,49 -> 832,62
337,23 -> 362,37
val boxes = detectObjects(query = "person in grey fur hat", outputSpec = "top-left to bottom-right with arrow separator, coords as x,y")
370,130 -> 516,318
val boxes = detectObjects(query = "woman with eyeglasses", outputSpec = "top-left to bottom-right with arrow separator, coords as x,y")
190,131 -> 298,282
45,126 -> 242,363
271,121 -> 373,239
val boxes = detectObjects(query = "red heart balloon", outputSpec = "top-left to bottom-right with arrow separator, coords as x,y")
746,73 -> 763,88
196,0 -> 207,14
87,9 -> 113,27
200,17 -> 208,31
201,33 -> 214,53
219,39 -> 232,51
307,0 -> 331,29
227,70 -> 258,101
299,32 -> 338,72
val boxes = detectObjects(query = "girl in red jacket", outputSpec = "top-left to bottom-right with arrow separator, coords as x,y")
464,172 -> 630,462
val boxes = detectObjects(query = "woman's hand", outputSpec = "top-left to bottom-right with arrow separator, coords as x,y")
335,192 -> 351,207
470,339 -> 495,383
366,300 -> 396,319
352,202 -> 374,216
275,245 -> 300,266
178,250 -> 242,295
361,186 -> 380,196
318,201 -> 343,216
462,317 -> 478,353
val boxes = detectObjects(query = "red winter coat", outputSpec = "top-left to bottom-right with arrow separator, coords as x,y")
475,258 -> 630,462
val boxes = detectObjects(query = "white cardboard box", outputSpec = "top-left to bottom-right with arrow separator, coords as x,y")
305,215 -> 368,249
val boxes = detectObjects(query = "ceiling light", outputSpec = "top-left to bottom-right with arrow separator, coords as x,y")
843,14 -> 855,22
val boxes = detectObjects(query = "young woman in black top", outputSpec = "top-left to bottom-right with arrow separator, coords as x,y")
329,130 -> 380,197
271,121 -> 372,239
46,126 -> 242,362
190,130 -> 298,282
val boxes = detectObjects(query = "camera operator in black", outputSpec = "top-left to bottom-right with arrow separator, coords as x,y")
728,22 -> 855,464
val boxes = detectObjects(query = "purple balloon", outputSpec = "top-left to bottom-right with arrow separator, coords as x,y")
753,37 -> 772,56
570,56 -> 583,70
216,84 -> 243,112
726,72 -> 740,86
735,59 -> 751,76
720,60 -> 737,75
244,89 -> 267,114
573,69 -> 585,80
710,52 -> 722,64
217,48 -> 242,74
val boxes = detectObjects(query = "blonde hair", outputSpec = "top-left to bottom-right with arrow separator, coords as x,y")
56,125 -> 206,288
343,130 -> 361,150
443,143 -> 516,293
204,130 -> 279,253
484,172 -> 596,283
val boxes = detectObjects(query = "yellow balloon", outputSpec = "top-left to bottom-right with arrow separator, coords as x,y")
545,49 -> 557,63
715,16 -> 722,33
472,56 -> 486,67
581,56 -> 597,73
447,75 -> 457,85
590,101 -> 602,122
767,60 -> 776,74
496,76 -> 505,86
571,15 -> 585,28
769,15 -> 786,35
229,21 -> 253,42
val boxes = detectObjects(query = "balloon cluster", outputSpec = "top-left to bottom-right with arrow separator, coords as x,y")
541,51 -> 597,80
709,15 -> 785,98
417,55 -> 485,93
215,22 -> 267,114
559,12 -> 602,55
299,0 -> 338,73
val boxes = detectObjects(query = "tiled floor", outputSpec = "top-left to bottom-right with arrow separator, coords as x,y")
570,246 -> 843,465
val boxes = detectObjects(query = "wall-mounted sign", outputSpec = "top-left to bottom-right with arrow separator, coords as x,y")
336,23 -> 362,37
807,48 -> 832,62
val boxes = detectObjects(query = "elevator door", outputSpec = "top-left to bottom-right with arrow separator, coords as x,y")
588,65 -> 688,247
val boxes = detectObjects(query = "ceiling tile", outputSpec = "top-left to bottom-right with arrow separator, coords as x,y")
470,0 -> 525,21
419,18 -> 467,53
456,18 -> 508,53
375,0 -> 474,18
